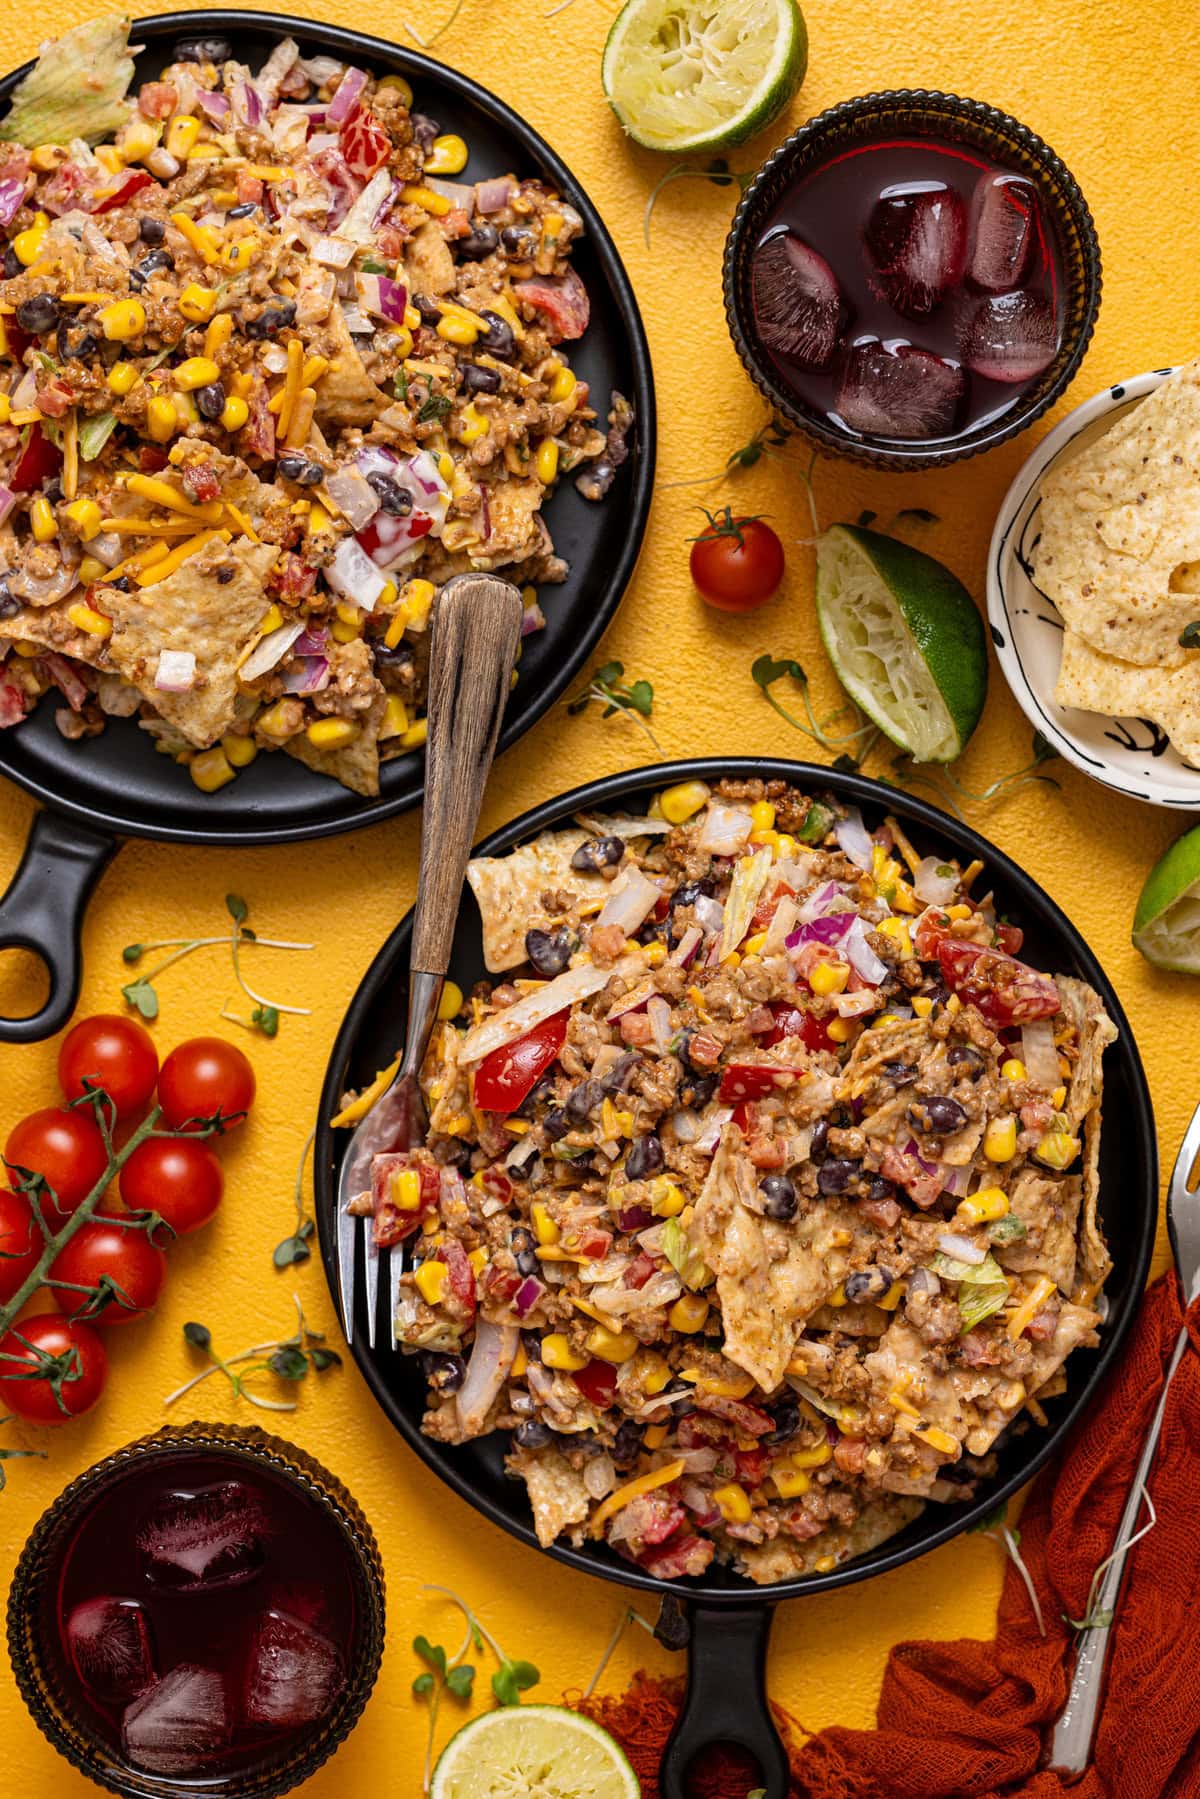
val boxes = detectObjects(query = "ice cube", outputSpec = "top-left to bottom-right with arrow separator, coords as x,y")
242,1609 -> 344,1731
968,173 -> 1040,292
751,228 -> 846,369
122,1665 -> 231,1775
864,181 -> 967,317
136,1480 -> 270,1592
835,341 -> 965,441
958,291 -> 1058,383
66,1597 -> 155,1704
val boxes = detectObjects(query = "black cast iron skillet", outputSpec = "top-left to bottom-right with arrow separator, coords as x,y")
0,10 -> 655,1042
316,757 -> 1157,1796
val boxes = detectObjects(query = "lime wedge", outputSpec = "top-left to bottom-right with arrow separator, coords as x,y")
1133,826 -> 1200,971
431,1705 -> 639,1799
602,0 -> 807,154
815,523 -> 988,763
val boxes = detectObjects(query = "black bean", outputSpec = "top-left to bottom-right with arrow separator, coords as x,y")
461,362 -> 502,396
421,1351 -> 466,1393
277,453 -> 324,486
365,471 -> 414,515
138,215 -> 166,245
525,925 -> 574,977
15,293 -> 59,334
513,1419 -> 554,1450
457,223 -> 499,261
0,581 -> 19,621
865,1176 -> 895,1202
612,1420 -> 644,1467
477,310 -> 516,358
947,1045 -> 984,1075
600,1052 -> 639,1094
542,1107 -> 570,1142
571,834 -> 623,872
226,201 -> 258,220
413,292 -> 442,325
2,245 -> 22,279
679,1070 -> 718,1110
277,454 -> 309,481
373,641 -> 414,674
885,1061 -> 918,1086
244,298 -> 296,338
130,248 -> 174,289
432,1136 -> 469,1168
764,1402 -> 800,1446
520,1329 -> 544,1362
625,1133 -> 663,1181
195,381 -> 225,422
844,1266 -> 893,1302
43,476 -> 64,503
761,1173 -> 797,1220
56,322 -> 98,361
174,34 -> 232,62
810,1119 -> 830,1161
500,225 -> 536,255
515,1247 -> 540,1278
565,1078 -> 604,1122
910,1096 -> 967,1135
576,457 -> 616,503
817,1157 -> 861,1195
216,565 -> 235,584
109,575 -> 132,592
411,113 -> 440,154
669,877 -> 713,913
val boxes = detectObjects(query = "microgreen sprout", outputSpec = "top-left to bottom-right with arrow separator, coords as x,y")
274,1128 -> 317,1269
889,732 -> 1062,821
120,893 -> 313,1028
0,1417 -> 46,1491
751,653 -> 881,771
414,1585 -> 541,1790
581,1605 -> 658,1700
643,157 -> 749,247
566,659 -> 662,753
1064,1483 -> 1157,1633
969,1500 -> 1045,1637
163,1296 -> 340,1413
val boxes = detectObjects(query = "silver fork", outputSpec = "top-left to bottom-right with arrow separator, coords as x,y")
333,572 -> 523,1349
1046,1099 -> 1200,1776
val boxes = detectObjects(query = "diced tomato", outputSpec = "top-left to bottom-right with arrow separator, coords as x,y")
638,1531 -> 714,1578
750,882 -> 795,932
473,1011 -> 568,1114
860,1193 -> 902,1230
879,1145 -> 944,1209
566,1224 -> 613,1261
182,462 -> 221,504
9,425 -> 62,492
734,1446 -> 770,1487
693,1393 -> 774,1436
340,105 -> 391,180
92,169 -> 152,215
477,1166 -> 513,1209
936,939 -> 1059,1026
484,1264 -> 523,1304
375,223 -> 409,260
135,446 -> 168,473
42,653 -> 89,711
370,1154 -> 439,1245
719,1063 -> 786,1102
572,1358 -> 617,1408
40,160 -> 94,216
763,1000 -> 834,1055
913,909 -> 958,961
441,1237 -> 477,1320
137,80 -> 178,119
676,1413 -> 727,1452
624,1251 -> 657,1290
244,378 -> 276,460
270,553 -> 319,602
3,320 -> 31,362
514,268 -> 590,342
0,677 -> 28,728
732,1100 -> 753,1134
236,173 -> 265,206
36,378 -> 74,418
995,922 -> 1025,956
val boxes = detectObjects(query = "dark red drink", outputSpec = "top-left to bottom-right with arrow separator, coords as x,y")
751,136 -> 1064,445
52,1450 -> 359,1781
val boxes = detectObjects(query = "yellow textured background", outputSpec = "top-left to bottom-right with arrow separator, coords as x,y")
0,0 -> 1194,1788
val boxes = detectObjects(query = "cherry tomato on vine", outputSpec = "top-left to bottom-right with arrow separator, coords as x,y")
49,1218 -> 167,1327
158,1037 -> 256,1132
0,1314 -> 108,1423
689,508 -> 785,612
0,1186 -> 41,1304
119,1137 -> 224,1235
58,1014 -> 158,1118
5,1108 -> 109,1223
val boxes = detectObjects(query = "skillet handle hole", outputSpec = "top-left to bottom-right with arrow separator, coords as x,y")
681,1740 -> 766,1796
0,947 -> 51,1022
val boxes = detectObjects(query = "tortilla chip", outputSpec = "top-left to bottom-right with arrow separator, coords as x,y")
998,1168 -> 1083,1293
509,1446 -> 590,1549
1053,977 -> 1116,1298
0,600 -> 103,665
312,301 -> 385,431
466,829 -> 609,972
735,1497 -> 923,1584
283,686 -> 386,797
97,538 -> 275,748
1056,630 -> 1200,767
1033,358 -> 1200,667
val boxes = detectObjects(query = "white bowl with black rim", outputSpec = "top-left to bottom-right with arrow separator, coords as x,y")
986,364 -> 1200,808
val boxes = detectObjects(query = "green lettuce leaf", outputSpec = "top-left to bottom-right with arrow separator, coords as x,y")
79,411 -> 117,462
4,18 -> 135,146
720,846 -> 773,960
929,1251 -> 1010,1333
661,1218 -> 711,1291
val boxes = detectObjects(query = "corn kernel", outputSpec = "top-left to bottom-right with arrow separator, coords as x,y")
98,298 -> 146,342
771,1467 -> 811,1499
984,1116 -> 1017,1163
78,556 -> 106,584
668,1294 -> 709,1334
402,577 -> 436,631
457,401 -> 488,445
256,700 -> 301,740
305,718 -> 360,750
643,1424 -> 668,1450
178,281 -> 218,323
1001,1058 -> 1027,1083
468,1247 -> 487,1277
378,693 -> 410,742
189,746 -> 236,792
13,213 -> 49,266
548,363 -> 578,406
541,1333 -> 588,1372
876,916 -> 912,957
535,439 -> 559,484
1035,1129 -> 1080,1171
741,800 -> 774,835
957,1187 -> 1009,1226
879,1280 -> 905,1310
659,779 -> 710,825
166,115 -> 202,159
825,1017 -> 854,1043
586,1325 -> 639,1365
0,395 -> 8,424
712,1483 -> 752,1524
435,309 -> 479,346
791,1442 -> 833,1469
437,980 -> 463,1021
826,1283 -> 848,1308
118,115 -> 160,162
174,356 -> 221,391
531,1201 -> 559,1246
30,146 -> 64,172
173,391 -> 200,427
911,995 -> 933,1018
414,1260 -> 448,1306
222,734 -> 257,768
29,496 -> 56,543
107,361 -> 140,396
400,719 -> 428,751
809,960 -> 849,996
64,498 -> 102,542
390,1168 -> 422,1211
140,395 -> 176,443
65,601 -> 112,638
377,73 -> 414,104
216,394 -> 248,433
1051,1084 -> 1067,1109
813,1553 -> 839,1574
424,133 -> 469,176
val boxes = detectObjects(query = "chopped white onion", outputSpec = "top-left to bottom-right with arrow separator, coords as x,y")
455,1319 -> 518,1436
833,988 -> 877,1018
697,803 -> 753,856
238,620 -> 305,682
324,464 -> 380,531
1020,1018 -> 1061,1091
340,170 -> 394,243
937,1232 -> 988,1265
692,894 -> 725,935
844,916 -> 889,985
834,807 -> 874,870
694,1107 -> 734,1153
671,1108 -> 701,1144
312,233 -> 356,268
461,959 -> 634,1064
596,865 -> 661,935
327,537 -> 388,611
647,994 -> 673,1050
763,895 -> 800,954
914,856 -> 961,906
154,649 -> 196,692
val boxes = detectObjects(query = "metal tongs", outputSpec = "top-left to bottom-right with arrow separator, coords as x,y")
1047,1101 -> 1200,1776
333,572 -> 523,1348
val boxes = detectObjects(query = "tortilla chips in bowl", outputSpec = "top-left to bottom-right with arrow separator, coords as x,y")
988,362 -> 1200,809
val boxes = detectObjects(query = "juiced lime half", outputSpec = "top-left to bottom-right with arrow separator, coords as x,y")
1133,825 -> 1200,972
602,0 -> 807,154
815,523 -> 988,763
430,1704 -> 640,1799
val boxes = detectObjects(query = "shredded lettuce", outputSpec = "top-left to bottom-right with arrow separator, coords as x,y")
929,1251 -> 1010,1333
989,1215 -> 1028,1246
661,1218 -> 711,1290
79,411 -> 117,462
720,846 -> 772,961
4,18 -> 135,146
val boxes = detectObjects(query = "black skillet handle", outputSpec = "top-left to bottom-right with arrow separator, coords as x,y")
0,810 -> 117,1043
660,1602 -> 790,1799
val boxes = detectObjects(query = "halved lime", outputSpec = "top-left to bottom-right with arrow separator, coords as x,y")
815,523 -> 988,763
1133,826 -> 1200,971
430,1704 -> 640,1799
602,0 -> 807,154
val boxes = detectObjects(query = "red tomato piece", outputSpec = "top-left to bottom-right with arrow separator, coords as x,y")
59,1014 -> 159,1118
118,1137 -> 223,1235
912,909 -> 953,960
473,1011 -> 568,1114
10,425 -> 63,492
370,1155 -> 439,1246
572,1358 -> 617,1408
720,1062 -> 791,1101
50,1217 -> 166,1326
5,1107 -> 109,1223
92,169 -> 153,214
994,922 -> 1025,956
0,1185 -> 41,1304
157,1037 -> 255,1131
734,1446 -> 770,1487
762,1000 -> 835,1055
0,1314 -> 107,1422
936,939 -> 1060,1026
689,513 -> 785,613
441,1237 -> 478,1319
340,105 -> 391,179
623,1251 -> 657,1290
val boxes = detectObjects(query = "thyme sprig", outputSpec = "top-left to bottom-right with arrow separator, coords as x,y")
121,892 -> 313,1031
163,1296 -> 340,1413
566,659 -> 662,754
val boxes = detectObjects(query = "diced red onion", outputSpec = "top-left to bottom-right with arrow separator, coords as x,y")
697,803 -> 752,856
11,369 -> 38,411
513,1276 -> 545,1319
356,271 -> 409,323
0,179 -> 26,228
326,65 -> 368,124
796,880 -> 845,923
914,856 -> 960,906
844,917 -> 888,985
692,894 -> 725,935
327,537 -> 388,611
281,655 -> 330,695
787,912 -> 853,952
618,1206 -> 654,1231
694,1107 -> 733,1153
154,649 -> 196,692
939,1165 -> 971,1198
84,530 -> 123,568
937,1231 -> 987,1265
306,130 -> 340,156
425,175 -> 475,210
325,463 -> 380,530
0,484 -> 16,529
455,1318 -> 518,1435
239,620 -> 306,682
1020,1018 -> 1061,1091
340,302 -> 373,335
521,599 -> 546,637
340,171 -> 395,243
834,807 -> 874,870
596,865 -> 661,935
669,924 -> 701,967
475,174 -> 516,214
671,1108 -> 701,1144
647,994 -> 673,1051
354,444 -> 400,480
195,90 -> 230,121
292,625 -> 329,655
232,79 -> 265,128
